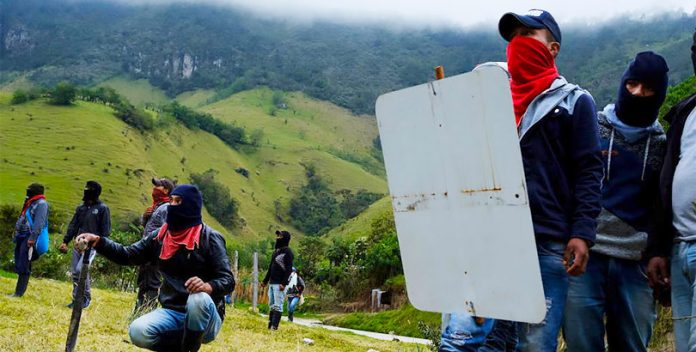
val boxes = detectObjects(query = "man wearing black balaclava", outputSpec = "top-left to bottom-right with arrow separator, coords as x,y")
262,230 -> 294,330
59,180 -> 111,308
563,51 -> 668,351
647,29 -> 696,352
76,184 -> 234,352
10,183 -> 49,297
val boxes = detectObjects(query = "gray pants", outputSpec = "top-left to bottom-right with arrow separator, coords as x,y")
71,248 -> 97,306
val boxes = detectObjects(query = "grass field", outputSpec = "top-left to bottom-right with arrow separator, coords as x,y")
97,76 -> 170,108
176,89 -> 217,108
0,274 -> 424,352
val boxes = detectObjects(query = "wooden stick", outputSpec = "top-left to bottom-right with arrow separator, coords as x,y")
435,66 -> 445,80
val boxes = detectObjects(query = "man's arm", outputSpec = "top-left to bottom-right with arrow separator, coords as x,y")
282,250 -> 294,285
63,206 -> 81,244
262,254 -> 272,285
99,204 -> 112,238
297,276 -> 305,294
28,201 -> 48,242
569,94 -> 603,245
144,204 -> 167,236
204,232 -> 235,297
86,231 -> 157,266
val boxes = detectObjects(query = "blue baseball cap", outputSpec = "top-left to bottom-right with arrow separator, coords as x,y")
498,9 -> 562,45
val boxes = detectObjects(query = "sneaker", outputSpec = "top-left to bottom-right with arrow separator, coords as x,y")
67,302 -> 74,309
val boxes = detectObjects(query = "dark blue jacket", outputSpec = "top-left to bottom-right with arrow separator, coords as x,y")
518,77 -> 603,245
63,201 -> 111,244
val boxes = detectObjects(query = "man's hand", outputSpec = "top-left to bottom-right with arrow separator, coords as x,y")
564,238 -> 589,276
27,239 -> 35,248
647,256 -> 670,288
279,284 -> 285,291
75,233 -> 100,252
185,276 -> 213,294
59,243 -> 69,253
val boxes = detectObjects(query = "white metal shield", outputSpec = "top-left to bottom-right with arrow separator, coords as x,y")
375,66 -> 546,323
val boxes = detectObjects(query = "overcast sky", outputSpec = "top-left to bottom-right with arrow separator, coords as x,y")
114,0 -> 695,29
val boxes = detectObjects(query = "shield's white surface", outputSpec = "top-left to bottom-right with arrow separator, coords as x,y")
375,66 -> 546,323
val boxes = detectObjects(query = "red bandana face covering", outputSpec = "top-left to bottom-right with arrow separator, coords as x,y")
506,35 -> 559,126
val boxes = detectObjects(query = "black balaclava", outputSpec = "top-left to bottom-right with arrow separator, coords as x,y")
691,30 -> 696,76
82,181 -> 102,204
166,184 -> 203,231
615,51 -> 669,128
275,230 -> 291,249
26,183 -> 44,199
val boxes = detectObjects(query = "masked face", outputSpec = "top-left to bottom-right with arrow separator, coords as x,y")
274,231 -> 291,249
165,189 -> 202,231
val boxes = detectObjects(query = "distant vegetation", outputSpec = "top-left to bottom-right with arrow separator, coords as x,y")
190,169 -> 241,230
288,164 -> 382,236
3,0 -> 694,114
162,102 -> 247,149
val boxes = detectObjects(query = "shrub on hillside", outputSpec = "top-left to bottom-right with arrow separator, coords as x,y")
10,88 -> 43,105
113,101 -> 154,131
76,86 -> 153,131
48,81 -> 77,105
163,102 -> 247,149
190,169 -> 241,230
288,164 -> 344,235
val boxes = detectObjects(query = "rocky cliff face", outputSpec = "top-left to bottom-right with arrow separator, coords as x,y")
4,26 -> 34,55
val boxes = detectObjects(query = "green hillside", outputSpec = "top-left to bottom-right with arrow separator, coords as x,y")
3,0 -> 694,115
176,89 -> 217,108
0,85 -> 386,241
97,76 -> 170,107
326,197 -> 392,242
0,274 -> 420,352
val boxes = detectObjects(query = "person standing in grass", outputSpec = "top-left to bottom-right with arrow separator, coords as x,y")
647,30 -> 696,352
262,230 -> 294,330
59,180 -> 111,309
10,183 -> 49,297
135,177 -> 175,312
285,267 -> 305,322
76,184 -> 234,352
563,51 -> 669,352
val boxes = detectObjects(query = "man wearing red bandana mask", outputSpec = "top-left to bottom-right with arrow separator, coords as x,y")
134,177 -> 175,312
441,9 -> 603,352
502,9 -> 602,352
77,185 -> 234,352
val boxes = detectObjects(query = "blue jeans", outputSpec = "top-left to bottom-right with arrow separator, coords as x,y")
516,240 -> 568,352
287,295 -> 300,315
268,284 -> 285,312
129,293 -> 222,350
563,252 -> 655,351
71,248 -> 97,306
672,242 -> 696,352
440,314 -> 516,351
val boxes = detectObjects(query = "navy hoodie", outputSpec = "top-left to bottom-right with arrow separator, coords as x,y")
518,77 -> 603,245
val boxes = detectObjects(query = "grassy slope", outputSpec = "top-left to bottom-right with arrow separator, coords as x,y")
176,89 -> 217,108
0,275 -> 422,352
97,76 -> 170,107
326,197 -> 392,242
200,88 -> 386,238
0,93 -> 229,234
323,304 -> 439,338
0,82 -> 386,241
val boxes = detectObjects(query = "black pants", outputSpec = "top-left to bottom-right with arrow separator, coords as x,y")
14,235 -> 33,275
135,261 -> 161,310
